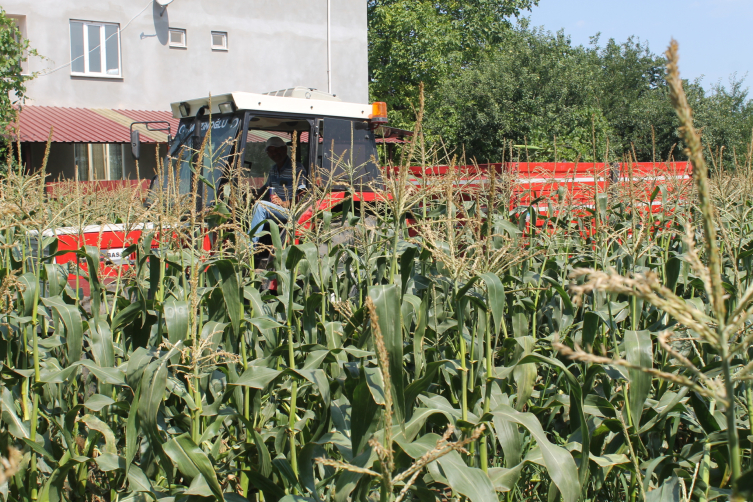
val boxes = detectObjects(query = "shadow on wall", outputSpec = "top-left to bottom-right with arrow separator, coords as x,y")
151,1 -> 169,45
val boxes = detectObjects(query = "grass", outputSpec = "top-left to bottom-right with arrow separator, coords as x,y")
0,42 -> 750,502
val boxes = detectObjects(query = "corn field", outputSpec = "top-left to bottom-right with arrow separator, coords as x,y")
0,43 -> 751,502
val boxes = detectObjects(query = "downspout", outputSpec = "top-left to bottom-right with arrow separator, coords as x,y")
327,0 -> 332,94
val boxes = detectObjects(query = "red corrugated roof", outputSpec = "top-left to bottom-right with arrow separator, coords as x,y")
114,109 -> 180,138
15,106 -> 175,143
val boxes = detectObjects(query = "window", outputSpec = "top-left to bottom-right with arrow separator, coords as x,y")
168,28 -> 186,48
69,20 -> 121,77
211,31 -> 227,51
74,144 -> 124,181
7,15 -> 28,74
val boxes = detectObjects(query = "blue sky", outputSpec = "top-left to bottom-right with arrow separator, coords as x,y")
524,0 -> 753,91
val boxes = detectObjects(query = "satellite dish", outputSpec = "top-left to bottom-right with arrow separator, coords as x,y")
156,0 -> 174,6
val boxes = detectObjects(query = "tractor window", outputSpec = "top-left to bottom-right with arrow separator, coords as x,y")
321,118 -> 382,192
163,114 -> 241,205
241,117 -> 311,190
201,115 -> 242,205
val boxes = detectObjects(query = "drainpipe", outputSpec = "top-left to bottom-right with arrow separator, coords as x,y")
327,0 -> 332,94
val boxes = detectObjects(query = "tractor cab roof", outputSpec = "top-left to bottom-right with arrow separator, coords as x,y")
170,86 -> 377,121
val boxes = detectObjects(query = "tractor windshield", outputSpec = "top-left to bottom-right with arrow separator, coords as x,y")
163,113 -> 242,206
241,118 -> 311,191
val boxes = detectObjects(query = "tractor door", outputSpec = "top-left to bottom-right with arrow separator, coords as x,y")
320,118 -> 383,192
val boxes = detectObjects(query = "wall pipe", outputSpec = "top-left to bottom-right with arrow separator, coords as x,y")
327,0 -> 332,94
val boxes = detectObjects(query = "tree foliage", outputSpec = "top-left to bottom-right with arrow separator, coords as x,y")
368,0 -> 538,126
369,7 -> 753,164
0,8 -> 35,137
430,27 -> 682,162
430,27 -> 753,163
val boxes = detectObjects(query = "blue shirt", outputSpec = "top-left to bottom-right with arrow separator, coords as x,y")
265,157 -> 307,202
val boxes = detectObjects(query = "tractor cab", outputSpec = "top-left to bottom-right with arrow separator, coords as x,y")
133,87 -> 389,209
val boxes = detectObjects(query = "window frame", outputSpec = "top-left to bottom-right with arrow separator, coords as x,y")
210,31 -> 228,51
73,143 -> 125,181
69,20 -> 122,79
168,28 -> 187,49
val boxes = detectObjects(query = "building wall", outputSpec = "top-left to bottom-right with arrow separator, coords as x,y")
5,0 -> 368,110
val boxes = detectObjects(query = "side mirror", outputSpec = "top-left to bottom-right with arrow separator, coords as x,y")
131,130 -> 140,160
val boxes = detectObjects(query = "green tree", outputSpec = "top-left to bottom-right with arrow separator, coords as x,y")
430,25 -> 611,162
592,36 -> 678,161
0,9 -> 36,141
368,0 -> 538,127
688,75 -> 753,168
428,26 -> 706,163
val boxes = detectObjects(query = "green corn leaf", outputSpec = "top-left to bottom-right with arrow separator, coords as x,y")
247,468 -> 286,502
175,434 -> 225,501
279,496 -> 316,502
164,436 -> 201,480
581,311 -> 600,352
233,366 -> 281,389
137,357 -> 169,439
1,387 -> 28,439
22,438 -> 55,463
77,360 -> 126,386
292,368 -> 330,406
44,263 -> 68,297
38,451 -> 89,502
42,297 -> 83,364
404,360 -> 449,417
488,465 -> 525,492
83,394 -> 115,412
111,301 -> 143,333
81,414 -> 117,454
488,404 -> 580,502
402,433 -> 497,502
18,272 -> 37,317
493,409 -> 522,467
333,447 -> 377,502
298,443 -> 325,497
512,336 -> 536,410
350,378 -> 380,456
126,464 -> 156,494
625,329 -> 653,428
519,352 -> 590,491
272,455 -> 302,492
91,319 -> 115,368
479,272 -> 506,335
214,260 -> 242,336
646,475 -> 681,502
368,284 -> 405,425
163,299 -> 190,344
363,366 -> 385,405
125,382 -> 141,478
400,246 -> 419,294
78,245 -> 103,320
690,390 -> 721,434
286,243 -> 316,271
247,316 -> 283,331
253,428 -> 273,477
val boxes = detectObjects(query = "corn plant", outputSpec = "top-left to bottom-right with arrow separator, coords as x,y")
0,42 -> 751,502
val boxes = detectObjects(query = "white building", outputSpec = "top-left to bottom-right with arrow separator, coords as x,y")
4,0 -> 368,181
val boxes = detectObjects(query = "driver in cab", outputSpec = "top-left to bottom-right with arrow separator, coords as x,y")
250,136 -> 308,244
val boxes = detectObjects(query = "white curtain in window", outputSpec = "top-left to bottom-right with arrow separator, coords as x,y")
108,144 -> 123,180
